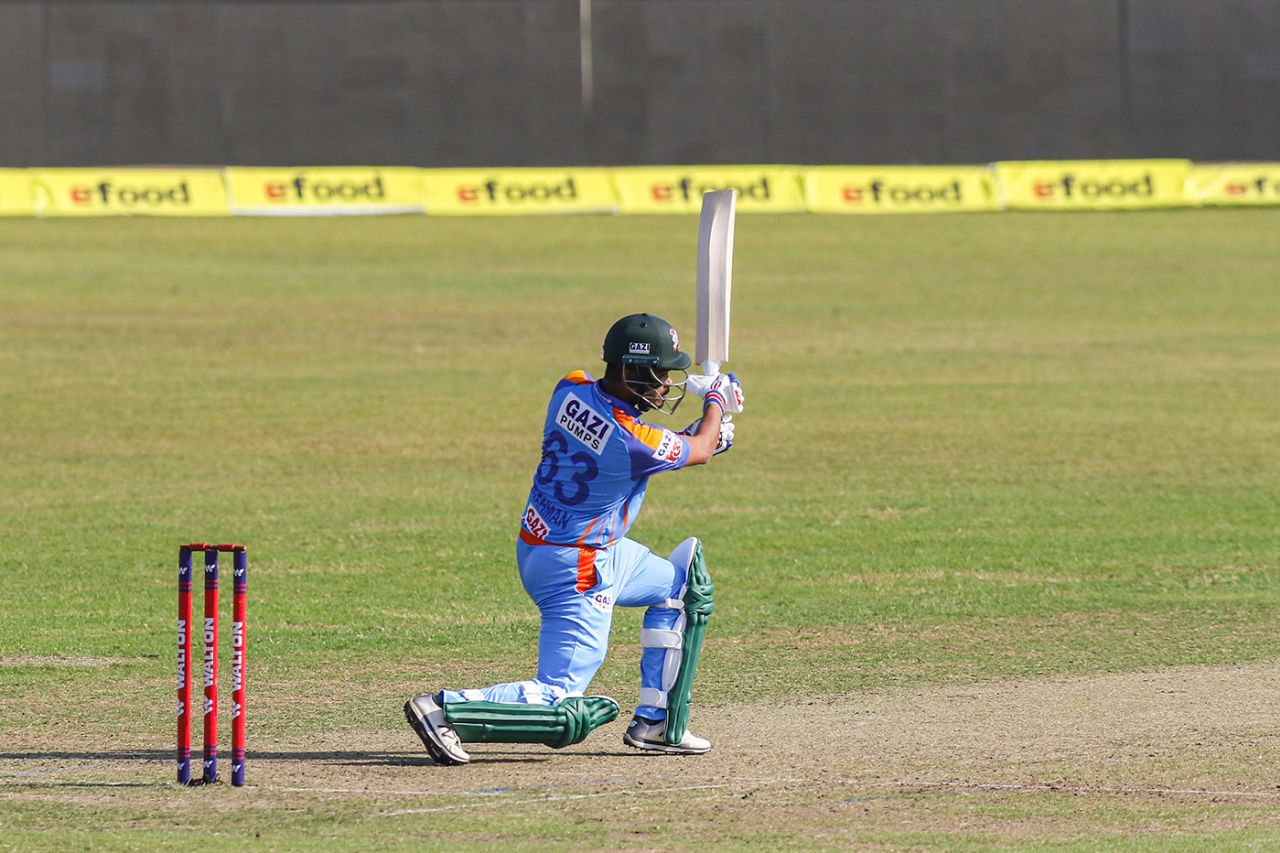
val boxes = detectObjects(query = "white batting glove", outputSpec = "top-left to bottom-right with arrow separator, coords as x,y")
702,372 -> 744,414
685,373 -> 716,398
714,415 -> 735,455
680,415 -> 735,456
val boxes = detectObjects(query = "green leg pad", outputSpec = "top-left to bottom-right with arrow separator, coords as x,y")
666,541 -> 714,745
443,696 -> 620,749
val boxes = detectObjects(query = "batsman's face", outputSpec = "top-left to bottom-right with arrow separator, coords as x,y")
624,366 -> 687,414
644,369 -> 673,409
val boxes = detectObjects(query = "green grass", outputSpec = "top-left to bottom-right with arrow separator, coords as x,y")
1,211 -> 1278,849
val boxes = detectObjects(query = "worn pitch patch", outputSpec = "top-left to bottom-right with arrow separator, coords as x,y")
3,662 -> 1278,841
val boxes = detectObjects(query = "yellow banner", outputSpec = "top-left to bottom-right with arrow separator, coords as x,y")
805,166 -> 997,214
612,166 -> 804,214
0,169 -> 35,216
422,169 -> 615,216
226,167 -> 422,215
994,160 -> 1190,210
1188,164 -> 1280,206
34,169 -> 229,216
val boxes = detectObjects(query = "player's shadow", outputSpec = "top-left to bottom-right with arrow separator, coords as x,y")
0,748 -> 549,771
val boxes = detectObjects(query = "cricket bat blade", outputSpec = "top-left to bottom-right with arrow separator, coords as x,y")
696,189 -> 736,376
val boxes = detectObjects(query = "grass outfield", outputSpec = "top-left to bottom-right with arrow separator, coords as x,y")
1,211 -> 1278,849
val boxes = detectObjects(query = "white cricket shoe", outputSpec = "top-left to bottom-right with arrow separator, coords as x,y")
404,693 -> 470,766
622,715 -> 711,754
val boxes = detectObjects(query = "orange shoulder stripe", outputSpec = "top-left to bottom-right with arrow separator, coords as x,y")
612,407 -> 666,451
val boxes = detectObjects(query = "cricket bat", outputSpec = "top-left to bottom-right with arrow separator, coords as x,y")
695,189 -> 736,377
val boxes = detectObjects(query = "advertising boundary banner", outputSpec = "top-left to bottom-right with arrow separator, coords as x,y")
2,162 -> 1280,217
421,168 -> 617,216
993,160 -> 1191,211
226,167 -> 424,217
805,166 -> 998,214
611,165 -> 805,214
1188,163 -> 1280,207
0,169 -> 36,216
32,168 -> 230,217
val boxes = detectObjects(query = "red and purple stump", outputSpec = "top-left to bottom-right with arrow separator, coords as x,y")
178,543 -> 247,787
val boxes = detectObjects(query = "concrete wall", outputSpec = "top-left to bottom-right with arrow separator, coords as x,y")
1,0 -> 1277,167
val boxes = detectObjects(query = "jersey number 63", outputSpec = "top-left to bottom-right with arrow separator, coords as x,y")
536,431 -> 598,506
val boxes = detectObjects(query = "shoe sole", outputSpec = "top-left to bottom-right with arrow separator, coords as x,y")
622,732 -> 711,755
404,700 -> 469,766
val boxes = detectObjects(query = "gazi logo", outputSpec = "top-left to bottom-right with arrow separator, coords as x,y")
651,176 -> 771,203
1034,173 -> 1155,200
457,177 -> 578,204
265,174 -> 386,203
842,180 -> 964,206
70,181 -> 192,207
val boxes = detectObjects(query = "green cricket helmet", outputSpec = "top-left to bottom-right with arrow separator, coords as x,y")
601,313 -> 692,371
601,313 -> 691,414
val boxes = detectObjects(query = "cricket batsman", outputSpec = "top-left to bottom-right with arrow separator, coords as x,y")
405,313 -> 743,764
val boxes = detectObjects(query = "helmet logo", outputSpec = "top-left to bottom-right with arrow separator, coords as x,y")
628,342 -> 651,355
670,328 -> 680,351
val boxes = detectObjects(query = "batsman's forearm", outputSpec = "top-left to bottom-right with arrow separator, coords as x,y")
686,404 -> 724,466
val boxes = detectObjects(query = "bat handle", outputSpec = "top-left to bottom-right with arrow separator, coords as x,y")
701,360 -> 720,377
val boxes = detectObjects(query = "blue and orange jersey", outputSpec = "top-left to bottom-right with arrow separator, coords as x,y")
520,370 -> 689,550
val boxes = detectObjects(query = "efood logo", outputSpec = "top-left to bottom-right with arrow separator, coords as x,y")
651,177 -> 771,203
70,181 -> 192,207
1224,177 -> 1279,197
458,178 -> 578,204
1033,173 -> 1154,200
265,175 -> 386,202
842,180 -> 964,205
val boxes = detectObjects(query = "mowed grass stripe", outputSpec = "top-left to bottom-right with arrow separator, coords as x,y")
1,211 -> 1277,668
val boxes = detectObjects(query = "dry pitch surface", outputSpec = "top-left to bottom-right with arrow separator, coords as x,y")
4,662 -> 1278,849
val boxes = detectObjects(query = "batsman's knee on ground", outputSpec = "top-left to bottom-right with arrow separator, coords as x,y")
444,696 -> 620,748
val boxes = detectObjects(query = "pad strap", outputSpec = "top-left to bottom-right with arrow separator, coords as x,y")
640,628 -> 683,649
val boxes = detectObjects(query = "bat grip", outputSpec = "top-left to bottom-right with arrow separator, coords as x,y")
701,360 -> 720,377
